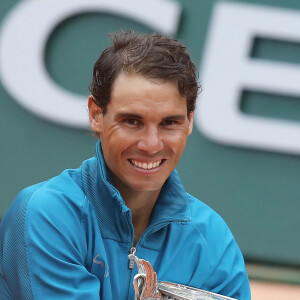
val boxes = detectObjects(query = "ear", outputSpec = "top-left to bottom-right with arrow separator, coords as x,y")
88,95 -> 103,134
187,111 -> 194,135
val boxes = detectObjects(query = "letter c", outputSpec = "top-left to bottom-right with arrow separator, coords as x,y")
0,0 -> 181,128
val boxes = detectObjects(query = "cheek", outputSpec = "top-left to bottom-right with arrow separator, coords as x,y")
101,129 -> 135,159
164,131 -> 188,149
105,125 -> 137,142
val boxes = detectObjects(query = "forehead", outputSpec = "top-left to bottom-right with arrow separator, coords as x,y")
109,73 -> 187,114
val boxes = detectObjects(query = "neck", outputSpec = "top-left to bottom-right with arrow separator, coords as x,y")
112,176 -> 161,246
127,190 -> 160,246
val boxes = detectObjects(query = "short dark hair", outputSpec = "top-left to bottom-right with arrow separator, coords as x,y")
89,30 -> 199,114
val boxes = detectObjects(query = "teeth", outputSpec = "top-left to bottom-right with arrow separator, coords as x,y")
131,159 -> 162,170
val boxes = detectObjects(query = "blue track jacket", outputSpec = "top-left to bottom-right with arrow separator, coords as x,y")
0,142 -> 250,299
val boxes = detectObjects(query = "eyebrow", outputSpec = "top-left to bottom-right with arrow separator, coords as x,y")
115,113 -> 186,121
115,113 -> 143,119
162,115 -> 186,121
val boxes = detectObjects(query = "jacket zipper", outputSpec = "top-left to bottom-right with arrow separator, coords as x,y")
126,246 -> 137,300
126,220 -> 189,299
125,224 -> 163,300
128,246 -> 136,269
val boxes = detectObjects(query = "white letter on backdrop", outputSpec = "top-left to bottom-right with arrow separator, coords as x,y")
0,0 -> 181,128
196,2 -> 300,155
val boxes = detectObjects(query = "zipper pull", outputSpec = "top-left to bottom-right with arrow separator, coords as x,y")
128,247 -> 136,269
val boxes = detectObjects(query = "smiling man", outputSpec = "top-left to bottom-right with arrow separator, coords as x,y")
0,31 -> 250,299
89,72 -> 194,246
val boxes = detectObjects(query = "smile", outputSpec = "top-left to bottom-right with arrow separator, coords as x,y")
129,159 -> 163,170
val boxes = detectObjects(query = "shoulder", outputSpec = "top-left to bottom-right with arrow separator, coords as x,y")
185,193 -> 243,269
186,193 -> 231,239
0,159 -> 101,299
1,162 -> 91,240
186,193 -> 240,259
24,167 -> 86,219
186,193 -> 250,299
0,164 -> 92,275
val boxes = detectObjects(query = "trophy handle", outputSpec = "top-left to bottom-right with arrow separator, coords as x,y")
129,253 -> 162,300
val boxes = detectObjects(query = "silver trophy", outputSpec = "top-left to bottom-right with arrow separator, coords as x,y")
128,253 -> 237,300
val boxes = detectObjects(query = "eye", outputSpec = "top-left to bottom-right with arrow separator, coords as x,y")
161,119 -> 177,126
124,119 -> 142,126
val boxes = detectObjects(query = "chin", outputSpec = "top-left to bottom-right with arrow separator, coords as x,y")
129,182 -> 163,193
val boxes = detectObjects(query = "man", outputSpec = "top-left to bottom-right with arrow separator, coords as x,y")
0,31 -> 250,299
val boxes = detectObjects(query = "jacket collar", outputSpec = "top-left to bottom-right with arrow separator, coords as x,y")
82,141 -> 190,242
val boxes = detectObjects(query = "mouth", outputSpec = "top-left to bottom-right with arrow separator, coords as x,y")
129,159 -> 165,170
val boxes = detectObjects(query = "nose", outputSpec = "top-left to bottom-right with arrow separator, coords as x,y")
137,126 -> 164,154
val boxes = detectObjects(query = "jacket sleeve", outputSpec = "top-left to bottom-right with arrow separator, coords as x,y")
201,216 -> 251,300
0,187 -> 100,300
